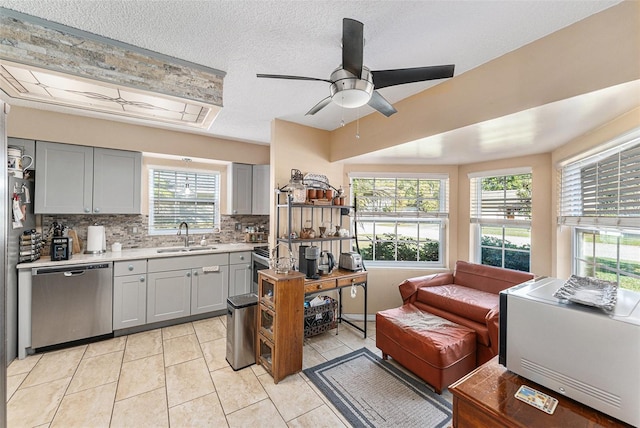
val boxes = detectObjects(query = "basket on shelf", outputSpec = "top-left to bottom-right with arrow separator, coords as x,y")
304,296 -> 337,337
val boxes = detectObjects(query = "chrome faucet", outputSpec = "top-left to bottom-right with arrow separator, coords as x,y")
177,222 -> 190,247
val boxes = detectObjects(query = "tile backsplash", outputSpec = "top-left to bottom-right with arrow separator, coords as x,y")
41,214 -> 269,251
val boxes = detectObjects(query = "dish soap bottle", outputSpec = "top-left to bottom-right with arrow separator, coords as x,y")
200,236 -> 207,246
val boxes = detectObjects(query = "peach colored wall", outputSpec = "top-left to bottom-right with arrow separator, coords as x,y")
551,107 -> 640,279
7,106 -> 269,164
329,1 -> 640,162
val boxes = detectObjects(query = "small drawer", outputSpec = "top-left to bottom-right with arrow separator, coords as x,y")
305,279 -> 336,294
230,251 -> 251,264
337,272 -> 367,287
114,260 -> 147,276
258,334 -> 274,374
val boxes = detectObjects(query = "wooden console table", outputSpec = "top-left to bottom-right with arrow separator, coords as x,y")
449,357 -> 632,427
304,269 -> 368,338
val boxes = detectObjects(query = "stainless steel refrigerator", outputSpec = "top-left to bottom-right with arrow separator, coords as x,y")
6,172 -> 36,363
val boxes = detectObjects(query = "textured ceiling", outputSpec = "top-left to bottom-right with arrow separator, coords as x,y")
0,0 -> 633,163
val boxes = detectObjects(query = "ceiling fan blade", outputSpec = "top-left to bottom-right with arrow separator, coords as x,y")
371,65 -> 455,89
368,90 -> 397,117
306,96 -> 332,116
256,74 -> 331,83
342,18 -> 364,78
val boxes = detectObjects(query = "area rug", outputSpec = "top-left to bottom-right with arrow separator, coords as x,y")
304,347 -> 452,428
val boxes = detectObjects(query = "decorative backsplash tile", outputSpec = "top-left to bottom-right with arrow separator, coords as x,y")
41,214 -> 269,251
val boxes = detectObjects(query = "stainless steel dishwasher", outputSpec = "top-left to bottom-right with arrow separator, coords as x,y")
31,262 -> 113,349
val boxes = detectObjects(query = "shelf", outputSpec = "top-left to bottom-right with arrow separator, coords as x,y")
277,203 -> 353,209
277,236 -> 354,244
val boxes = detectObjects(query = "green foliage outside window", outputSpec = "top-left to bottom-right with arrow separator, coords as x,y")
480,235 -> 530,272
359,233 -> 439,262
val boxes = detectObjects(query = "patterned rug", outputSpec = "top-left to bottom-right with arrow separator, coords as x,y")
304,348 -> 452,428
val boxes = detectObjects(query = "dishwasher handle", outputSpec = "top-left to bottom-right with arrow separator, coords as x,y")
63,270 -> 86,277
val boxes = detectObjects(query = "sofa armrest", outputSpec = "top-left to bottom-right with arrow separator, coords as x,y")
485,304 -> 501,356
399,272 -> 454,303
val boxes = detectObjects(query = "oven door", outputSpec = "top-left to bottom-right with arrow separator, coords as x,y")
251,252 -> 270,293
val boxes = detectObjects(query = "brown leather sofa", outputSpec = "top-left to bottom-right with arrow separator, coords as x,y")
396,260 -> 535,366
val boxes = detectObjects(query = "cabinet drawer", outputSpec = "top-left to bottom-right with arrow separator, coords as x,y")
336,272 -> 367,287
148,253 -> 228,272
304,279 -> 336,294
229,251 -> 251,265
114,260 -> 147,276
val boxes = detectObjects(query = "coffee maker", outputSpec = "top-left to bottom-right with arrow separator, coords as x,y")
303,246 -> 320,279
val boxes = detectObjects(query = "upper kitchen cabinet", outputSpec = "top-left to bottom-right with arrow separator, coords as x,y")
7,137 -> 36,164
35,141 -> 142,214
227,163 -> 253,215
252,164 -> 270,215
226,163 -> 270,215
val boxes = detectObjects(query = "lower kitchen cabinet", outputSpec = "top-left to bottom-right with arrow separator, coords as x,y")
229,251 -> 252,297
147,270 -> 192,323
191,265 -> 229,315
113,260 -> 147,330
146,253 -> 230,323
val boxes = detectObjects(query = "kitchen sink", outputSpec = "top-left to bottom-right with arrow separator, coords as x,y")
156,246 -> 217,253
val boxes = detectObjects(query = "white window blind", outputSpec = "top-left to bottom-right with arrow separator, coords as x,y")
149,168 -> 219,233
559,137 -> 640,227
470,172 -> 532,224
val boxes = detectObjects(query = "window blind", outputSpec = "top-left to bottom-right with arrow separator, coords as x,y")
149,169 -> 219,232
559,138 -> 640,227
351,176 -> 449,218
470,173 -> 532,224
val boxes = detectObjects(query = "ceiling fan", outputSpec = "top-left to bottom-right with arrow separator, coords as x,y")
257,18 -> 455,117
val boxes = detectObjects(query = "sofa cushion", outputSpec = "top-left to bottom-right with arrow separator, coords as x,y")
413,301 -> 491,347
453,260 -> 534,294
416,284 -> 499,324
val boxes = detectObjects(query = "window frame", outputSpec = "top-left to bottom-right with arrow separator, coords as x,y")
148,166 -> 220,236
469,168 -> 532,272
350,173 -> 448,268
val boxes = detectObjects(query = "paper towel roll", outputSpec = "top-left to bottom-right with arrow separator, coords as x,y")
86,225 -> 106,254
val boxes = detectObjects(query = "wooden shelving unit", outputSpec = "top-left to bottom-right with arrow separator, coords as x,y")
256,269 -> 305,383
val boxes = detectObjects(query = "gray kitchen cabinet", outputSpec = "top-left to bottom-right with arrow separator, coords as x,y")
35,141 -> 141,214
147,269 -> 192,323
113,261 -> 147,330
228,251 -> 252,297
147,253 -> 229,322
7,137 -> 36,166
251,164 -> 270,215
227,163 -> 253,215
191,265 -> 229,315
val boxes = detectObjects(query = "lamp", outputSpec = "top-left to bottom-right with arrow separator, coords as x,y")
329,67 -> 373,108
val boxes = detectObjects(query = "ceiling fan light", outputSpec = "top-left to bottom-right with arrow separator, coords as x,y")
332,88 -> 371,108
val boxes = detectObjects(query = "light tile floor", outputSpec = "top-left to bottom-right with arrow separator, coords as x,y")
7,317 -> 451,427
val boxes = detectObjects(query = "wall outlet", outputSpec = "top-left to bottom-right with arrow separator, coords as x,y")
235,223 -> 242,231
132,226 -> 138,234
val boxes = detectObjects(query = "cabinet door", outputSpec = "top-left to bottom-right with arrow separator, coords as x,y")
251,164 -> 270,215
228,163 -> 253,214
35,142 -> 93,214
147,270 -> 191,322
229,262 -> 252,297
191,266 -> 229,315
113,274 -> 147,330
93,148 -> 142,214
7,138 -> 36,166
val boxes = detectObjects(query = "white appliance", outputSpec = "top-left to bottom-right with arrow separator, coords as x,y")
499,277 -> 640,426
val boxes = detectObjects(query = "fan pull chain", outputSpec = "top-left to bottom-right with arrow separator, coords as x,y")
340,92 -> 345,127
356,108 -> 360,139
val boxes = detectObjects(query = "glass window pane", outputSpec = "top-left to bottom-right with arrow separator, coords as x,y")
620,273 -> 640,293
397,223 -> 418,240
481,247 -> 503,267
374,242 -> 396,261
481,226 -> 503,248
397,241 -> 418,261
420,240 -> 439,261
419,223 -> 440,241
504,250 -> 530,272
504,227 -> 530,250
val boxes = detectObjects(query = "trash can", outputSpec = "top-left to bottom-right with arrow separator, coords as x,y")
226,292 -> 258,370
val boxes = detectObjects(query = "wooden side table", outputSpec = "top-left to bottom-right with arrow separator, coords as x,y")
448,357 -> 633,428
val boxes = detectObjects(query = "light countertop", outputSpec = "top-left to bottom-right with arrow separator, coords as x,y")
17,243 -> 261,269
